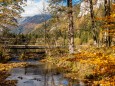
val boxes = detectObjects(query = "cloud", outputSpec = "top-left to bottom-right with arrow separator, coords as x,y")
21,0 -> 49,17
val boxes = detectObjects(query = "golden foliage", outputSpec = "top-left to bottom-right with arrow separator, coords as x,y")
0,62 -> 27,71
96,3 -> 115,38
43,47 -> 115,85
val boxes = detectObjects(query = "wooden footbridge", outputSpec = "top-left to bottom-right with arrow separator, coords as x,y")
4,45 -> 62,49
0,37 -> 65,57
0,37 -> 63,49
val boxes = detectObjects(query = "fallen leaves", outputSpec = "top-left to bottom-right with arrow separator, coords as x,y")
43,48 -> 115,86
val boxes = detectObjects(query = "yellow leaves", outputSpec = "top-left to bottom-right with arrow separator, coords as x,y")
96,16 -> 115,24
43,47 -> 115,85
97,76 -> 115,86
96,3 -> 115,39
64,73 -> 78,80
0,0 -> 3,2
0,62 -> 27,71
81,52 -> 115,85
71,62 -> 78,72
111,13 -> 115,17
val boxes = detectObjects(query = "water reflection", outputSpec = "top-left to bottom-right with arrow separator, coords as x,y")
6,62 -> 85,86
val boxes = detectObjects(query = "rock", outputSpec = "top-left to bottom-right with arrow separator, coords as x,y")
31,78 -> 41,81
78,0 -> 104,17
18,76 -> 23,80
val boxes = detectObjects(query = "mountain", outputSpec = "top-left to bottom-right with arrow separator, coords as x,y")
12,0 -> 104,34
78,0 -> 104,17
19,14 -> 51,24
12,14 -> 51,34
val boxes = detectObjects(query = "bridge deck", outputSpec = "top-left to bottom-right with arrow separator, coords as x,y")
4,45 -> 61,49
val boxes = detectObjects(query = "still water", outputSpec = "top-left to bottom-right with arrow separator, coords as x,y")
7,62 -> 84,86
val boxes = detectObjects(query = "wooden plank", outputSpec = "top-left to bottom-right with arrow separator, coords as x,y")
3,45 -> 63,49
6,45 -> 46,49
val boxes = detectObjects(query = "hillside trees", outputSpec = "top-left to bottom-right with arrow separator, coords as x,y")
0,0 -> 26,62
0,0 -> 26,30
103,1 -> 115,47
48,0 -> 76,54
78,0 -> 114,47
96,0 -> 115,47
48,0 -> 68,46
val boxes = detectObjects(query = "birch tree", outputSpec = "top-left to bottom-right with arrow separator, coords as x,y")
67,0 -> 74,54
48,0 -> 75,54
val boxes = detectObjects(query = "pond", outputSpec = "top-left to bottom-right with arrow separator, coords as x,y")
6,62 -> 85,86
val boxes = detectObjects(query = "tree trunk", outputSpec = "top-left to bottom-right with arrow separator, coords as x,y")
104,0 -> 111,47
67,0 -> 74,54
89,0 -> 98,45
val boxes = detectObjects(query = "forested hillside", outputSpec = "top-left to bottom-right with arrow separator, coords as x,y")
31,0 -> 106,47
12,14 -> 51,34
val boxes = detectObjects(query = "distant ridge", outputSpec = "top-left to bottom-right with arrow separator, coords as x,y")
12,14 -> 51,34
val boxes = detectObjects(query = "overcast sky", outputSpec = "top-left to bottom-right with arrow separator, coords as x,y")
21,0 -> 48,17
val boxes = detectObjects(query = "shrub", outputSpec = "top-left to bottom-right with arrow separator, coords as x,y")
74,38 -> 81,45
88,39 -> 94,45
